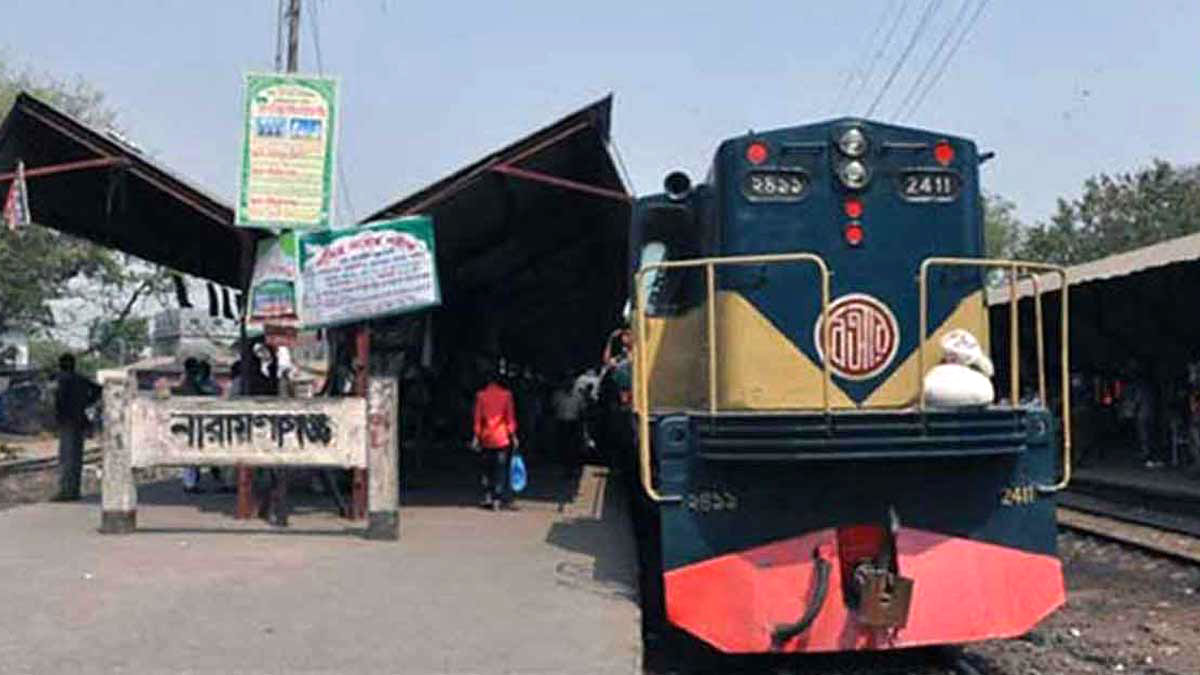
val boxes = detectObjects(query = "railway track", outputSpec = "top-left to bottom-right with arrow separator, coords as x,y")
0,447 -> 102,507
1057,480 -> 1200,564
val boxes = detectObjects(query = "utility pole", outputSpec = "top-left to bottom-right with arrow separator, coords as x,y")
285,0 -> 301,73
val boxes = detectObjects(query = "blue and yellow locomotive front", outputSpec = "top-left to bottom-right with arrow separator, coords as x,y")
631,119 -> 1067,653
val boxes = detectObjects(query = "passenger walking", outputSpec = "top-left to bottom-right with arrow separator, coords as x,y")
552,378 -> 584,478
472,371 -> 519,510
52,354 -> 100,501
1125,369 -> 1160,469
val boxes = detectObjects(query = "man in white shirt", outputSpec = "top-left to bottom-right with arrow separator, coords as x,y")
552,379 -> 584,478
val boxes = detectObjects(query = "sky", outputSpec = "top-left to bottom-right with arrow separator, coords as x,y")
1,0 -> 1199,229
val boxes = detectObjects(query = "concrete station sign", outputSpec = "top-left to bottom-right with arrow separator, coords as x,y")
100,375 -> 399,540
129,395 -> 367,468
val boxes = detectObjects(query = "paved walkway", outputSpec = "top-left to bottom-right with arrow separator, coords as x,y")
0,463 -> 642,674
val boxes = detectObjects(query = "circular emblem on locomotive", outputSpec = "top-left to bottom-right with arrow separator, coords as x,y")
813,293 -> 901,380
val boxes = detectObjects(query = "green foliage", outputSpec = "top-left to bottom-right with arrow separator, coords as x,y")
0,55 -> 116,128
983,192 -> 1022,259
1014,160 -> 1200,265
0,56 -> 167,360
88,316 -> 149,365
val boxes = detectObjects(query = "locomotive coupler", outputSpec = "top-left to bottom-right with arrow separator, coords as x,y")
852,563 -> 913,628
849,506 -> 913,629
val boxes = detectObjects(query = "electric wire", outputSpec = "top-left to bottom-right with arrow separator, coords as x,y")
845,0 -> 908,114
891,0 -> 973,120
307,0 -> 358,224
831,0 -> 899,114
863,0 -> 943,118
901,0 -> 990,121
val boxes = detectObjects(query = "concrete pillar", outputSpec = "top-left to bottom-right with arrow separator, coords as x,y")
99,375 -> 137,534
365,376 -> 399,540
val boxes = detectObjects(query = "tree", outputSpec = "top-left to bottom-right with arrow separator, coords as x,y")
0,57 -> 168,368
1015,160 -> 1200,265
983,192 -> 1022,259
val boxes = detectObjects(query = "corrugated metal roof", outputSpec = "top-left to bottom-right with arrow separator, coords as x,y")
986,230 -> 1200,305
0,93 -> 261,289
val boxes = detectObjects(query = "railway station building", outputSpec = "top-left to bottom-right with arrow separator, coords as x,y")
988,233 -> 1200,489
0,91 -> 631,505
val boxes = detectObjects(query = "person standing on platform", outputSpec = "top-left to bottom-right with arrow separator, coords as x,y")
174,358 -> 220,493
1126,366 -> 1161,469
472,370 -> 519,511
552,378 -> 584,478
52,354 -> 100,501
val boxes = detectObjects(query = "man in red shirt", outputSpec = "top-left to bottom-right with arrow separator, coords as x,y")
472,372 -> 519,510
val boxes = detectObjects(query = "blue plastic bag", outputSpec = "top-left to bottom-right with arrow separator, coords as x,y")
510,452 -> 527,493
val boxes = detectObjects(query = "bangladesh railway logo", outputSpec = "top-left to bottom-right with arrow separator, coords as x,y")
813,293 -> 900,381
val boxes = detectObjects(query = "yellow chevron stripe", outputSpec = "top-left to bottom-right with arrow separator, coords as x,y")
642,289 -> 989,411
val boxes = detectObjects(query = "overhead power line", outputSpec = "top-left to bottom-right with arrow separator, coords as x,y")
831,0 -> 900,114
902,0 -> 991,121
845,0 -> 908,114
864,0 -> 943,119
891,0 -> 973,120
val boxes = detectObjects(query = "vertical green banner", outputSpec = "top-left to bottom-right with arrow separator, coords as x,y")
236,73 -> 338,230
246,231 -> 300,333
299,216 -> 440,328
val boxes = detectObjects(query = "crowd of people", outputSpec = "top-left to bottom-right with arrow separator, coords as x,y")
47,323 -> 642,511
1074,359 -> 1200,476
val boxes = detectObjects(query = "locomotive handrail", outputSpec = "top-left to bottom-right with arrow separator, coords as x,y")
917,257 -> 1071,492
633,252 -> 833,503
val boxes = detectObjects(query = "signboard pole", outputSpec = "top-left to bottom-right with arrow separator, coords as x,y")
351,325 -> 370,520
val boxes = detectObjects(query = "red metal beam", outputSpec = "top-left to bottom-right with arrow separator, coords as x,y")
490,164 -> 631,203
397,120 -> 598,217
0,156 -> 127,183
18,105 -> 232,225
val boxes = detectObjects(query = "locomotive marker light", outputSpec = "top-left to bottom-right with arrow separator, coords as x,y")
844,222 -> 864,247
837,127 -> 868,158
746,141 -> 769,165
934,140 -> 955,166
838,159 -> 870,190
843,197 -> 864,219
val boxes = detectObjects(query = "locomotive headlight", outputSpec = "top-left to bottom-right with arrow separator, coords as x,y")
838,160 -> 870,190
838,127 -> 868,157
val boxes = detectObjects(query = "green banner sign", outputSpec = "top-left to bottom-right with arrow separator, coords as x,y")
298,216 -> 440,328
236,73 -> 338,230
246,231 -> 300,334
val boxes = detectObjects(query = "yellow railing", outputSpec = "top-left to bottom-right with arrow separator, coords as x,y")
632,254 -> 1073,502
917,258 -> 1071,492
633,252 -> 832,503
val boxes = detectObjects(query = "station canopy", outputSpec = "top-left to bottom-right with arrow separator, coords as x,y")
0,92 -> 258,289
988,232 -> 1200,374
362,95 -> 631,375
0,92 -> 631,375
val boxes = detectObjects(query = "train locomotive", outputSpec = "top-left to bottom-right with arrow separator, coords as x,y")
626,118 -> 1071,655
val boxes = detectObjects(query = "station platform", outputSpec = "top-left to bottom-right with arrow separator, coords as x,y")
0,459 -> 642,674
1074,461 -> 1200,501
